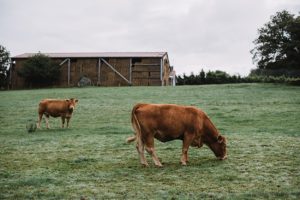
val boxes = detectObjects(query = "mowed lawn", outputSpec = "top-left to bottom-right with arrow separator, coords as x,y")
0,83 -> 299,199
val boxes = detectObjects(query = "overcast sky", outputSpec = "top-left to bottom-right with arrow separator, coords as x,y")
1,0 -> 299,76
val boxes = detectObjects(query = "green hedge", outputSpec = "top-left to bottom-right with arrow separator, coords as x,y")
246,76 -> 300,85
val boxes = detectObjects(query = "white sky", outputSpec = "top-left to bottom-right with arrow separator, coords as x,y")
1,0 -> 299,76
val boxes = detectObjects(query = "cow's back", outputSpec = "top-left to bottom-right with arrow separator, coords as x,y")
134,104 -> 204,142
39,99 -> 67,117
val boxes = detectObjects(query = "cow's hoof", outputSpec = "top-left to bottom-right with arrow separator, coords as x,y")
180,162 -> 187,166
141,163 -> 149,167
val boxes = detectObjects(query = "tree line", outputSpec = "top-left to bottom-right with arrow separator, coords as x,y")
176,70 -> 245,85
176,70 -> 300,86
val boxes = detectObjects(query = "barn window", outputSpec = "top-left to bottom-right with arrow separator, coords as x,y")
132,58 -> 142,64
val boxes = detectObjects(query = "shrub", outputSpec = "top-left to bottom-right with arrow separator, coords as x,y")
18,53 -> 61,88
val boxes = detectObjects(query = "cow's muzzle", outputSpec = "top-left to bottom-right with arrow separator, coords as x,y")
68,107 -> 74,113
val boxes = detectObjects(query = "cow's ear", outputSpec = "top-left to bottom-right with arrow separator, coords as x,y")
217,135 -> 224,143
75,99 -> 79,103
66,99 -> 70,102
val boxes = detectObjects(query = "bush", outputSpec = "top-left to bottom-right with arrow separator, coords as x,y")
250,68 -> 300,77
176,70 -> 244,85
246,75 -> 300,85
18,53 -> 61,88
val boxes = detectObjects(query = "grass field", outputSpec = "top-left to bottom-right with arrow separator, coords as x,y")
0,83 -> 300,199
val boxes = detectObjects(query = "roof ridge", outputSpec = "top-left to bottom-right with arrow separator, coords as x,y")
12,52 -> 167,58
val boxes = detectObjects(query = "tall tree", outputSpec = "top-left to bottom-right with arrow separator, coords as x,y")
251,10 -> 300,73
199,69 -> 206,84
0,45 -> 10,88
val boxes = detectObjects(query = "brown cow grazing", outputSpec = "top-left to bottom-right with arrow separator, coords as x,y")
126,103 -> 227,167
37,98 -> 78,129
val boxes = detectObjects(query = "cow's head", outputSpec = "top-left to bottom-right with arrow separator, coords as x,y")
66,98 -> 79,113
207,135 -> 227,160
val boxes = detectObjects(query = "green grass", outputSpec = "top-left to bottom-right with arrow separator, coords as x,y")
0,83 -> 299,199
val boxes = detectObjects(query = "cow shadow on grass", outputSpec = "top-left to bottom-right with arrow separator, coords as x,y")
125,157 -> 227,170
29,127 -> 73,134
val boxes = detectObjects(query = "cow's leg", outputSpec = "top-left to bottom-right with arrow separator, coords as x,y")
61,117 -> 65,128
181,132 -> 194,165
136,135 -> 148,167
66,117 -> 71,128
145,137 -> 162,167
45,114 -> 50,129
37,113 -> 43,129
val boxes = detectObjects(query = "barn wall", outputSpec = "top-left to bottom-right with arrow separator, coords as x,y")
59,58 -> 99,86
100,58 -> 130,86
10,55 -> 170,89
132,58 -> 162,86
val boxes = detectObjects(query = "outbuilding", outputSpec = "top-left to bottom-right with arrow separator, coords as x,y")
10,52 -> 175,89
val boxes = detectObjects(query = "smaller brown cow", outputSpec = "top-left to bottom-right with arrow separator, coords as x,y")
127,103 -> 227,167
37,98 -> 78,129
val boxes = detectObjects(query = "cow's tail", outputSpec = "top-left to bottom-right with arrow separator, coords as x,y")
126,104 -> 142,144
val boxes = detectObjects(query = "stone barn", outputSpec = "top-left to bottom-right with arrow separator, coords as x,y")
10,52 -> 175,89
